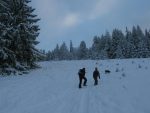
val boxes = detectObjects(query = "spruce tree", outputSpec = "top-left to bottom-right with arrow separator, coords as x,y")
0,0 -> 16,69
91,36 -> 101,59
69,40 -> 74,60
78,41 -> 88,60
104,31 -> 112,59
0,0 -> 40,73
14,0 -> 40,67
145,29 -> 150,57
53,44 -> 60,60
111,29 -> 124,58
125,27 -> 135,58
59,42 -> 69,60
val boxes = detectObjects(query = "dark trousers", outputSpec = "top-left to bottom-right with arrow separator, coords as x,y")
79,77 -> 87,88
94,78 -> 98,85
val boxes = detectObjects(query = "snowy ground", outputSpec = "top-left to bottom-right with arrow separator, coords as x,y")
0,58 -> 150,113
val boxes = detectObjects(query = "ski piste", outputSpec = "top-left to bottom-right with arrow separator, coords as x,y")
0,59 -> 150,113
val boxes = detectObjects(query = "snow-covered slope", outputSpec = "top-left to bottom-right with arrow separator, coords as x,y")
0,59 -> 150,113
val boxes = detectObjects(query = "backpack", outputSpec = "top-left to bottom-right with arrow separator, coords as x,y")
78,69 -> 82,75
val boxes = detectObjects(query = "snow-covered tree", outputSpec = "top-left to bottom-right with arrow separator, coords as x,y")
0,0 -> 16,69
111,29 -> 124,58
125,28 -> 135,58
14,0 -> 40,66
69,40 -> 74,60
136,26 -> 145,57
69,40 -> 73,53
0,0 -> 40,74
46,50 -> 53,61
49,26 -> 150,60
98,31 -> 112,59
103,31 -> 112,59
131,26 -> 141,57
115,45 -> 124,59
78,41 -> 88,60
53,44 -> 60,60
91,36 -> 101,59
59,42 -> 69,60
145,29 -> 150,57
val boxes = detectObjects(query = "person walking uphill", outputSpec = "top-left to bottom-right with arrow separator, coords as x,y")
93,67 -> 100,85
78,68 -> 87,88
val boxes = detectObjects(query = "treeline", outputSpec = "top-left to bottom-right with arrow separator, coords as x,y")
47,26 -> 150,60
0,0 -> 42,74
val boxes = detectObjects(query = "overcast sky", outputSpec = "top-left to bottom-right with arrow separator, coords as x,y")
31,0 -> 150,51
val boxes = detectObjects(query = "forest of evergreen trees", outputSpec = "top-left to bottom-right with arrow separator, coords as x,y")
46,26 -> 150,60
0,0 -> 42,74
1,1 -> 150,75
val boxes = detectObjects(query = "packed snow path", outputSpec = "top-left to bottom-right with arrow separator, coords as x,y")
0,59 -> 150,113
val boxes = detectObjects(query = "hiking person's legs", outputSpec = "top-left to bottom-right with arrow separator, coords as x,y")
94,78 -> 98,85
83,77 -> 87,86
79,77 -> 82,88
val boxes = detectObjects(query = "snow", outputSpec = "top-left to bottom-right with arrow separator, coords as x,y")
0,58 -> 150,113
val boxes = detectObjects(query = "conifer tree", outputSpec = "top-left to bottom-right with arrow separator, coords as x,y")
0,0 -> 40,73
91,36 -> 101,59
111,29 -> 124,58
59,42 -> 69,60
69,40 -> 74,60
53,44 -> 60,60
0,0 -> 16,69
78,41 -> 88,60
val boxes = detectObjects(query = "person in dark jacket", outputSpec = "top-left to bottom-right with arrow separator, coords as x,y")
93,67 -> 100,85
78,68 -> 87,88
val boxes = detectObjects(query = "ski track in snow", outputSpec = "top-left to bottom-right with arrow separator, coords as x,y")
0,59 -> 150,113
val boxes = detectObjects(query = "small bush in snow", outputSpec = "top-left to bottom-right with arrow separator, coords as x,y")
138,64 -> 142,69
122,85 -> 127,89
122,73 -> 126,77
116,63 -> 119,66
132,61 -> 134,64
116,68 -> 119,72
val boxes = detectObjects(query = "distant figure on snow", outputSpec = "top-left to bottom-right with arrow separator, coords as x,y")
93,67 -> 100,85
105,69 -> 111,74
78,68 -> 87,88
